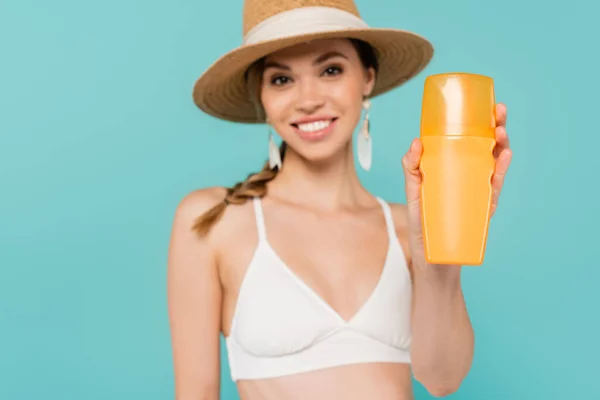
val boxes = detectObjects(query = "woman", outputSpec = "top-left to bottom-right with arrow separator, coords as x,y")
167,1 -> 512,399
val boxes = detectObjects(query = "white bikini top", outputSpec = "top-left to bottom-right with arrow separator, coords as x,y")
225,197 -> 413,381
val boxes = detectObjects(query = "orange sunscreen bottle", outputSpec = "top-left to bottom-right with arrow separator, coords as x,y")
419,73 -> 497,265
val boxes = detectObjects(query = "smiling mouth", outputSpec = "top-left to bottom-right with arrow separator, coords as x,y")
291,118 -> 337,132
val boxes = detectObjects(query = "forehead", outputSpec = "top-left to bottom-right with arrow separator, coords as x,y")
264,38 -> 356,63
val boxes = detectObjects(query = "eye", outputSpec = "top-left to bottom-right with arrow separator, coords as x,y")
322,65 -> 343,76
270,75 -> 291,86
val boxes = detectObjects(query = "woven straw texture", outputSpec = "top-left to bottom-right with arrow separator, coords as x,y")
193,0 -> 434,123
243,0 -> 360,35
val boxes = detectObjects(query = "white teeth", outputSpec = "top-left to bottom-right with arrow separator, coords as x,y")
297,120 -> 331,132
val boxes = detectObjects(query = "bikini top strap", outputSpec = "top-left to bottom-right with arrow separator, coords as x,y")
376,197 -> 398,241
252,197 -> 267,242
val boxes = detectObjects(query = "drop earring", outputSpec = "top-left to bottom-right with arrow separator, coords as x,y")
357,99 -> 372,171
268,125 -> 282,170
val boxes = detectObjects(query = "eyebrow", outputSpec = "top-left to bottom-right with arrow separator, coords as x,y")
263,51 -> 349,71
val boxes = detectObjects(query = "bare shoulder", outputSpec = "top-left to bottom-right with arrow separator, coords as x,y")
173,186 -> 227,223
169,187 -> 225,269
167,186 -> 228,272
171,186 -> 257,258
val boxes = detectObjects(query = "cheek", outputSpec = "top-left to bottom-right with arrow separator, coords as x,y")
329,76 -> 364,114
261,89 -> 291,121
331,76 -> 363,100
334,83 -> 364,124
261,90 -> 296,141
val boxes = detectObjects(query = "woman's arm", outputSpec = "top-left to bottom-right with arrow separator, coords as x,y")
167,190 -> 224,400
390,204 -> 474,398
408,263 -> 474,397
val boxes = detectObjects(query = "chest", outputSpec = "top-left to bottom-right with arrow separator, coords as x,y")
271,212 -> 388,283
221,206 -> 393,326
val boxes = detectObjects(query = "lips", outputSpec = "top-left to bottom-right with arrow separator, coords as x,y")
291,117 -> 338,141
293,118 -> 334,132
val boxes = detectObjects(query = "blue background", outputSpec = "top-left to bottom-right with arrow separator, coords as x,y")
1,0 -> 598,399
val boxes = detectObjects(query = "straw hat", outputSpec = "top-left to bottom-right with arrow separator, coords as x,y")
192,0 -> 434,123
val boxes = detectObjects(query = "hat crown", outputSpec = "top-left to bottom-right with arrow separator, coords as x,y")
243,0 -> 361,36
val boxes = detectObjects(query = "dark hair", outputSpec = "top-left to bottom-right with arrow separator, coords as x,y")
192,39 -> 378,236
348,38 -> 379,74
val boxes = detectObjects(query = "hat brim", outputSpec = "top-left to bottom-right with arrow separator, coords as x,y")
192,28 -> 434,123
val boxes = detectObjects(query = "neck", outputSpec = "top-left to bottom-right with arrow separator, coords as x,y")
267,143 -> 370,210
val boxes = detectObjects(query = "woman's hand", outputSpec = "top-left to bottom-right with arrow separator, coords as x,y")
401,103 -> 512,270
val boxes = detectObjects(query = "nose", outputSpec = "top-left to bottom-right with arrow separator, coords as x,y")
295,79 -> 325,114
